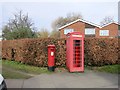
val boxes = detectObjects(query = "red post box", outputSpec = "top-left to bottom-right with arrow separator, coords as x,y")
48,45 -> 55,71
66,32 -> 84,72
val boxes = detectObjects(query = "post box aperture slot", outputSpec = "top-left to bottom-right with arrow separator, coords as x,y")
50,48 -> 55,51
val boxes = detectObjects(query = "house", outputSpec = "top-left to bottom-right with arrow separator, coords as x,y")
58,19 -> 101,38
58,18 -> 119,38
96,22 -> 119,38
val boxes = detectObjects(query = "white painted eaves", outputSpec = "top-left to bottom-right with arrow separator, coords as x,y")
58,18 -> 101,30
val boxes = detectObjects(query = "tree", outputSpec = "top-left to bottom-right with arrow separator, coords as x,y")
100,16 -> 114,26
37,28 -> 49,38
2,10 -> 37,40
51,12 -> 83,38
50,30 -> 60,38
51,12 -> 83,30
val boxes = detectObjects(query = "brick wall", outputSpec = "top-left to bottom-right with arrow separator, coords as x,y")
96,23 -> 118,38
60,21 -> 85,38
59,22 -> 118,38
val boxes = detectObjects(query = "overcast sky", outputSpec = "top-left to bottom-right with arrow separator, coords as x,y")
0,0 -> 119,32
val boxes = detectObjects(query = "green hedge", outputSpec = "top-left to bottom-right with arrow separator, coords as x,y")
2,38 -> 66,67
2,38 -> 119,67
84,38 -> 119,66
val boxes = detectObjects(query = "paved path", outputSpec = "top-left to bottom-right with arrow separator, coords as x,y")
5,70 -> 118,88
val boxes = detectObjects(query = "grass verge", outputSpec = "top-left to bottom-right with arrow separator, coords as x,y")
2,60 -> 52,79
2,67 -> 31,79
87,64 -> 120,74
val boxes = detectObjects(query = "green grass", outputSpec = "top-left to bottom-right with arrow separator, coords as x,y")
2,60 -> 119,79
2,68 -> 31,79
89,65 -> 120,74
2,60 -> 52,79
2,60 -> 51,74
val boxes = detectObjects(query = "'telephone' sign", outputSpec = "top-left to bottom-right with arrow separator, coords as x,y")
72,35 -> 82,37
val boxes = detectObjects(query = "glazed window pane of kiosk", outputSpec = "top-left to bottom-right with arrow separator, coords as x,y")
73,40 -> 82,67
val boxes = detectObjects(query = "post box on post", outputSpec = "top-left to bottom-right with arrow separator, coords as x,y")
48,45 -> 55,71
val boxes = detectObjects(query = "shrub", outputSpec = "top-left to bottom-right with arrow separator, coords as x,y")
84,38 -> 118,66
2,38 -> 66,67
2,38 -> 119,67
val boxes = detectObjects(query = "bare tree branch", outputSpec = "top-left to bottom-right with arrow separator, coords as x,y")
100,16 -> 114,26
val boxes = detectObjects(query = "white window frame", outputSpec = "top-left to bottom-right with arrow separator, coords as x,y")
99,30 -> 109,36
64,28 -> 74,34
85,28 -> 95,35
118,30 -> 120,36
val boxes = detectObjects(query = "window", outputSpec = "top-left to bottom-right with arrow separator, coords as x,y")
118,30 -> 120,36
99,30 -> 109,36
64,29 -> 74,34
85,28 -> 95,35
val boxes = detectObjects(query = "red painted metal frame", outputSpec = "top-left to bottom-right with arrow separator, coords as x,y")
66,32 -> 84,72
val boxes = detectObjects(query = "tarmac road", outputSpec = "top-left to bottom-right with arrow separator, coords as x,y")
5,70 -> 118,88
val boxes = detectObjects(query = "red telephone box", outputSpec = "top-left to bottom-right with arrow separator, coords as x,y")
66,32 -> 84,72
48,45 -> 55,71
